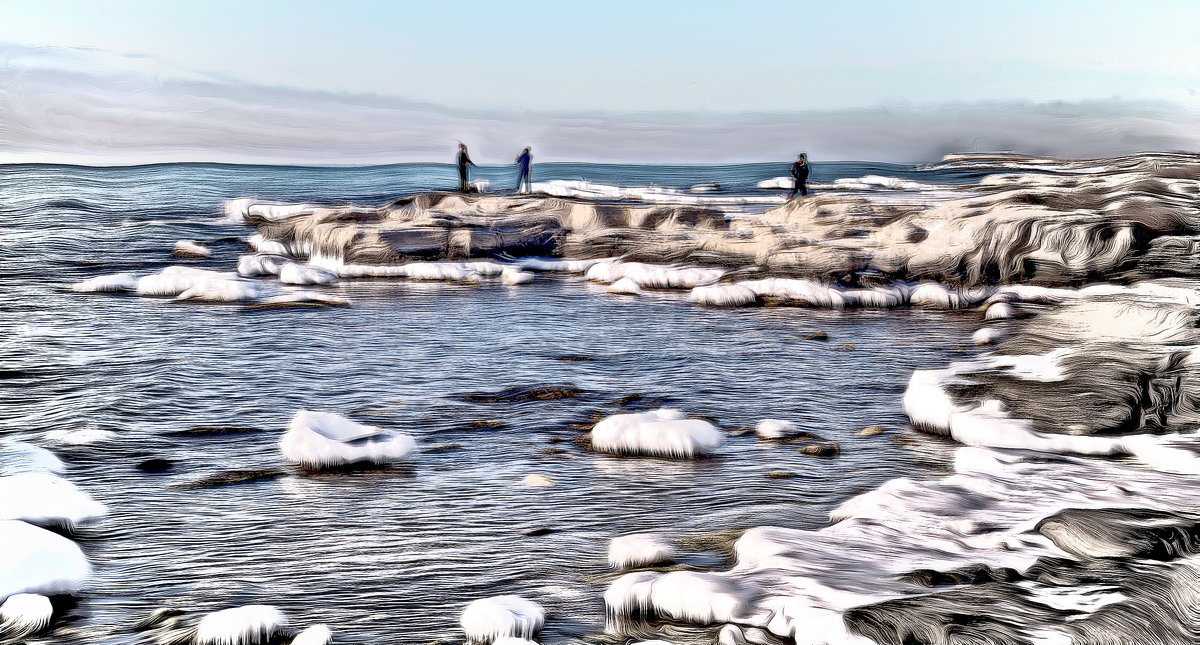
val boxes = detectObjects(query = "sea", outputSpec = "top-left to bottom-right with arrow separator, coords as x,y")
0,161 -> 989,643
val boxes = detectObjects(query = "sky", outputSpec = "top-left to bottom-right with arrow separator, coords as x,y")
0,0 -> 1197,163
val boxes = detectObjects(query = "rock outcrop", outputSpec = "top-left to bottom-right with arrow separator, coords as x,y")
234,153 -> 1200,288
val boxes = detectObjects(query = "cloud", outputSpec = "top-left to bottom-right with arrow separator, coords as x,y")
1,42 -> 1198,165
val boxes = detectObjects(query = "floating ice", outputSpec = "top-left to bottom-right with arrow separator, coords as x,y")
608,278 -> 642,295
237,254 -> 289,277
754,419 -> 802,439
591,409 -> 724,458
194,604 -> 287,645
173,239 -> 211,258
0,473 -> 107,527
0,593 -> 52,639
279,410 -> 417,470
608,533 -> 677,569
289,624 -> 332,645
44,428 -> 115,446
460,595 -> 544,644
279,262 -> 337,286
501,268 -> 535,285
69,272 -> 138,293
690,284 -> 759,307
0,519 -> 91,599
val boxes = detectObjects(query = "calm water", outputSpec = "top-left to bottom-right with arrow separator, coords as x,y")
0,162 -> 985,643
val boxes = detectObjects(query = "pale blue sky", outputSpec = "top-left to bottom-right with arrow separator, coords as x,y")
0,0 -> 1196,112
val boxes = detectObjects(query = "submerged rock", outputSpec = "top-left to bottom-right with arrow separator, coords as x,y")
175,468 -> 286,489
797,441 -> 841,457
458,384 -> 583,403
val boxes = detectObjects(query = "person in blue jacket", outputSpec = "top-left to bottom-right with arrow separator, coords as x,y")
514,147 -> 533,193
789,153 -> 810,199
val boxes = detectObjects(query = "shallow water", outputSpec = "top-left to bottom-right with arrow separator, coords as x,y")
0,162 -> 985,643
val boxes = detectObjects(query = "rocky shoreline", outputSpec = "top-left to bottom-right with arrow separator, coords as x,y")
233,152 -> 1200,288
38,152 -> 1200,643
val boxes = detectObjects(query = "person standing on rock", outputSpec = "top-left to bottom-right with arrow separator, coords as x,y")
456,143 -> 476,192
514,146 -> 533,193
788,153 -> 810,199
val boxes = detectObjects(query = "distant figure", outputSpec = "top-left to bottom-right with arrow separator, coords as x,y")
789,153 -> 810,199
514,147 -> 533,193
456,143 -> 476,192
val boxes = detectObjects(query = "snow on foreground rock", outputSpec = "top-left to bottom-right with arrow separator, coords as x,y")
460,595 -> 544,643
591,409 -> 724,458
279,410 -> 417,470
0,593 -> 53,639
603,281 -> 1200,645
0,473 -> 107,528
0,519 -> 91,600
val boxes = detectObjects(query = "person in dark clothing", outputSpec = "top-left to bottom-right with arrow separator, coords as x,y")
456,143 -> 475,192
788,153 -> 810,199
514,147 -> 533,193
